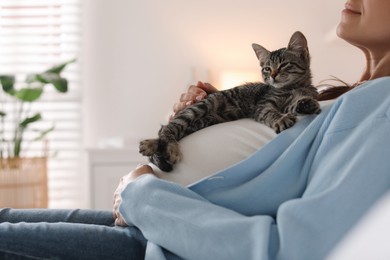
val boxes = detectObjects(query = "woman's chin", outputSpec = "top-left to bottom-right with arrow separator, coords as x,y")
335,23 -> 346,40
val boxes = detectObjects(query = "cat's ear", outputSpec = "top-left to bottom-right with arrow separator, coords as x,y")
287,31 -> 309,56
252,43 -> 270,65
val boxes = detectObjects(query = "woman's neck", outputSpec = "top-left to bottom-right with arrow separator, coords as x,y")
361,50 -> 390,81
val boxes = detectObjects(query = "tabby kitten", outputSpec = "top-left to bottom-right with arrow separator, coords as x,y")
140,31 -> 320,172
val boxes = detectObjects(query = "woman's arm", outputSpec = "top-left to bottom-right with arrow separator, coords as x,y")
119,175 -> 277,260
113,164 -> 156,226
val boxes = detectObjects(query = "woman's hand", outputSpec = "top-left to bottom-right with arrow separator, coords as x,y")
170,81 -> 218,120
113,164 -> 155,226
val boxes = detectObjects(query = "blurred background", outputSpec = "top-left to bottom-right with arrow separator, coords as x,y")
0,0 -> 364,209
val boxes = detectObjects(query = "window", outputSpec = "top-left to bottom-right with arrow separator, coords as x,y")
0,0 -> 82,208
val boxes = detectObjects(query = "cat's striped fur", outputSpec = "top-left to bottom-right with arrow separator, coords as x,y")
140,31 -> 320,172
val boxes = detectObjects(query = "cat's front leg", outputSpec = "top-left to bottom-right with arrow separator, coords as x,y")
149,140 -> 181,172
255,107 -> 297,133
139,138 -> 181,172
295,97 -> 321,114
139,138 -> 159,156
289,87 -> 321,115
271,114 -> 297,133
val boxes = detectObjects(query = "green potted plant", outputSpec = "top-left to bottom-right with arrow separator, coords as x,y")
0,59 -> 75,208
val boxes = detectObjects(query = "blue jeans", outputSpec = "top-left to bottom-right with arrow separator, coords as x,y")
0,208 -> 146,259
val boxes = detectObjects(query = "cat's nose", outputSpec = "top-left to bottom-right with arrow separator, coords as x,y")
270,69 -> 278,79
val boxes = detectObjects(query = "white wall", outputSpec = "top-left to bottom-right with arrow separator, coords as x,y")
81,0 -> 364,148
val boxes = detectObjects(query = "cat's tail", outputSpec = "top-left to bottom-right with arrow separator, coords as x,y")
139,138 -> 181,172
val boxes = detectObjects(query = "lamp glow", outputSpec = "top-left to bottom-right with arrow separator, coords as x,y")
219,70 -> 261,90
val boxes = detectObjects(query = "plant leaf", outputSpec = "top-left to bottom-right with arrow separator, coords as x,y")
45,58 -> 76,74
20,113 -> 42,128
36,73 -> 68,93
33,126 -> 55,141
14,87 -> 44,102
35,72 -> 53,84
0,111 -> 5,117
25,73 -> 39,83
0,75 -> 16,94
52,77 -> 68,93
26,58 -> 75,86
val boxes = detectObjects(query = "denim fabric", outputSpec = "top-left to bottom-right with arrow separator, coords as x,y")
0,208 -> 146,260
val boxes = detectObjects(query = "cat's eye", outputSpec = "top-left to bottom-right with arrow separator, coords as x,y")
279,63 -> 292,70
263,67 -> 272,73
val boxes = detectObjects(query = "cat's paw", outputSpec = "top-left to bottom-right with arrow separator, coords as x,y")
295,98 -> 321,114
166,142 -> 182,165
139,139 -> 159,156
272,114 -> 297,133
149,141 -> 182,172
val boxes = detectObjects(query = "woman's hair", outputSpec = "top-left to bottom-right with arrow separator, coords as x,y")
316,77 -> 356,101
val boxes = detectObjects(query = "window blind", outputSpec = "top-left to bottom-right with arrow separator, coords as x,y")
0,0 -> 82,208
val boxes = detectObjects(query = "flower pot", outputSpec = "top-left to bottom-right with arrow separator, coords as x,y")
0,157 -> 48,208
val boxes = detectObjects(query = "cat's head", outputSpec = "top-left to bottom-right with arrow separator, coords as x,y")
252,31 -> 311,89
